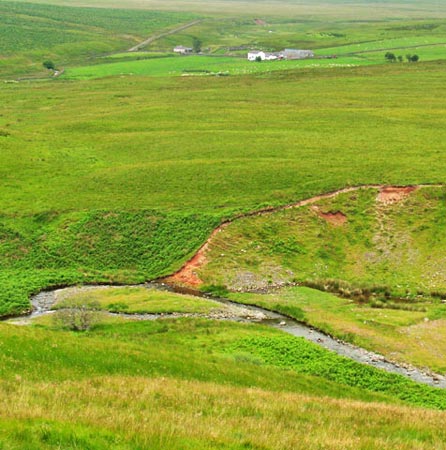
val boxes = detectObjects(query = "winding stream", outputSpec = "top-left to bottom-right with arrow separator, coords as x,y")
7,282 -> 445,389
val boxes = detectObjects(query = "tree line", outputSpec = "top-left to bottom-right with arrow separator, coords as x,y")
385,52 -> 419,63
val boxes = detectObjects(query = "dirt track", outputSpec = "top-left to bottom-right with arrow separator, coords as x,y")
128,19 -> 203,52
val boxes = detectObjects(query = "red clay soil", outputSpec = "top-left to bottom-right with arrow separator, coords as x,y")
165,225 -> 228,287
312,206 -> 347,226
164,184 -> 433,288
377,186 -> 417,204
165,251 -> 205,287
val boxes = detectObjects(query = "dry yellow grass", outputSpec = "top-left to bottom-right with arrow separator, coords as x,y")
2,375 -> 446,449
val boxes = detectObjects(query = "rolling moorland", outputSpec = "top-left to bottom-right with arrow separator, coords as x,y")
2,0 -> 446,447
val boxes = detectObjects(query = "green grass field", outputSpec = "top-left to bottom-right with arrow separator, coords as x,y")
3,313 -> 446,448
2,62 -> 446,316
62,55 -> 368,79
4,0 -> 446,446
3,63 -> 446,216
54,285 -> 227,314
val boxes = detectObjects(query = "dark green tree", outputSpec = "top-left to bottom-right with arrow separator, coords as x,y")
385,52 -> 396,62
406,54 -> 420,62
42,60 -> 56,70
192,37 -> 202,53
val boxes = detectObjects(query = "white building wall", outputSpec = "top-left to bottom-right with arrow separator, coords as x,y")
248,51 -> 266,61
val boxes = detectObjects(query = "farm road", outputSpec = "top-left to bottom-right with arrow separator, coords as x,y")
129,19 -> 203,52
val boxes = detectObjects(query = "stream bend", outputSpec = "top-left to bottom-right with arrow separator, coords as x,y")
8,282 -> 446,389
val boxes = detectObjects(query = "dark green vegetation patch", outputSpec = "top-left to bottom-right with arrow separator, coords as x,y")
227,334 -> 446,409
0,211 -> 218,316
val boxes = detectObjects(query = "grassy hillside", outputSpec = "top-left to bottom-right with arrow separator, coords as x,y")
2,314 -> 446,448
0,1 -> 200,77
1,62 -> 446,316
4,1 -> 446,447
2,63 -> 446,215
5,379 -> 446,450
193,186 -> 446,371
3,2 -> 446,446
199,186 -> 446,297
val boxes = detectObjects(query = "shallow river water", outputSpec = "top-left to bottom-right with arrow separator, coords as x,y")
8,282 -> 446,389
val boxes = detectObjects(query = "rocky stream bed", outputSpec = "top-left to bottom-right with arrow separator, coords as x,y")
5,282 -> 446,389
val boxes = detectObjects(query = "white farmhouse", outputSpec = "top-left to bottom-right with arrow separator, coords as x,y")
247,51 -> 278,61
248,51 -> 266,61
174,46 -> 193,54
248,48 -> 313,62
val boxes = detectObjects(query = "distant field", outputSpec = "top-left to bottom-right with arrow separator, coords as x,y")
2,1 -> 446,78
148,16 -> 446,55
102,51 -> 175,59
364,44 -> 446,62
6,0 -> 446,19
62,55 -> 368,79
316,36 -> 446,56
58,14 -> 446,80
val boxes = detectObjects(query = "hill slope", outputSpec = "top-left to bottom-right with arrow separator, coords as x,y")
0,1 -> 200,77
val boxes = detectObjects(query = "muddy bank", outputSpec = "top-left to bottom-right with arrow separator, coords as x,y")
5,282 -> 445,389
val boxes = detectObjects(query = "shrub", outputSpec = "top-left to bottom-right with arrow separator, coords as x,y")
53,298 -> 100,331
